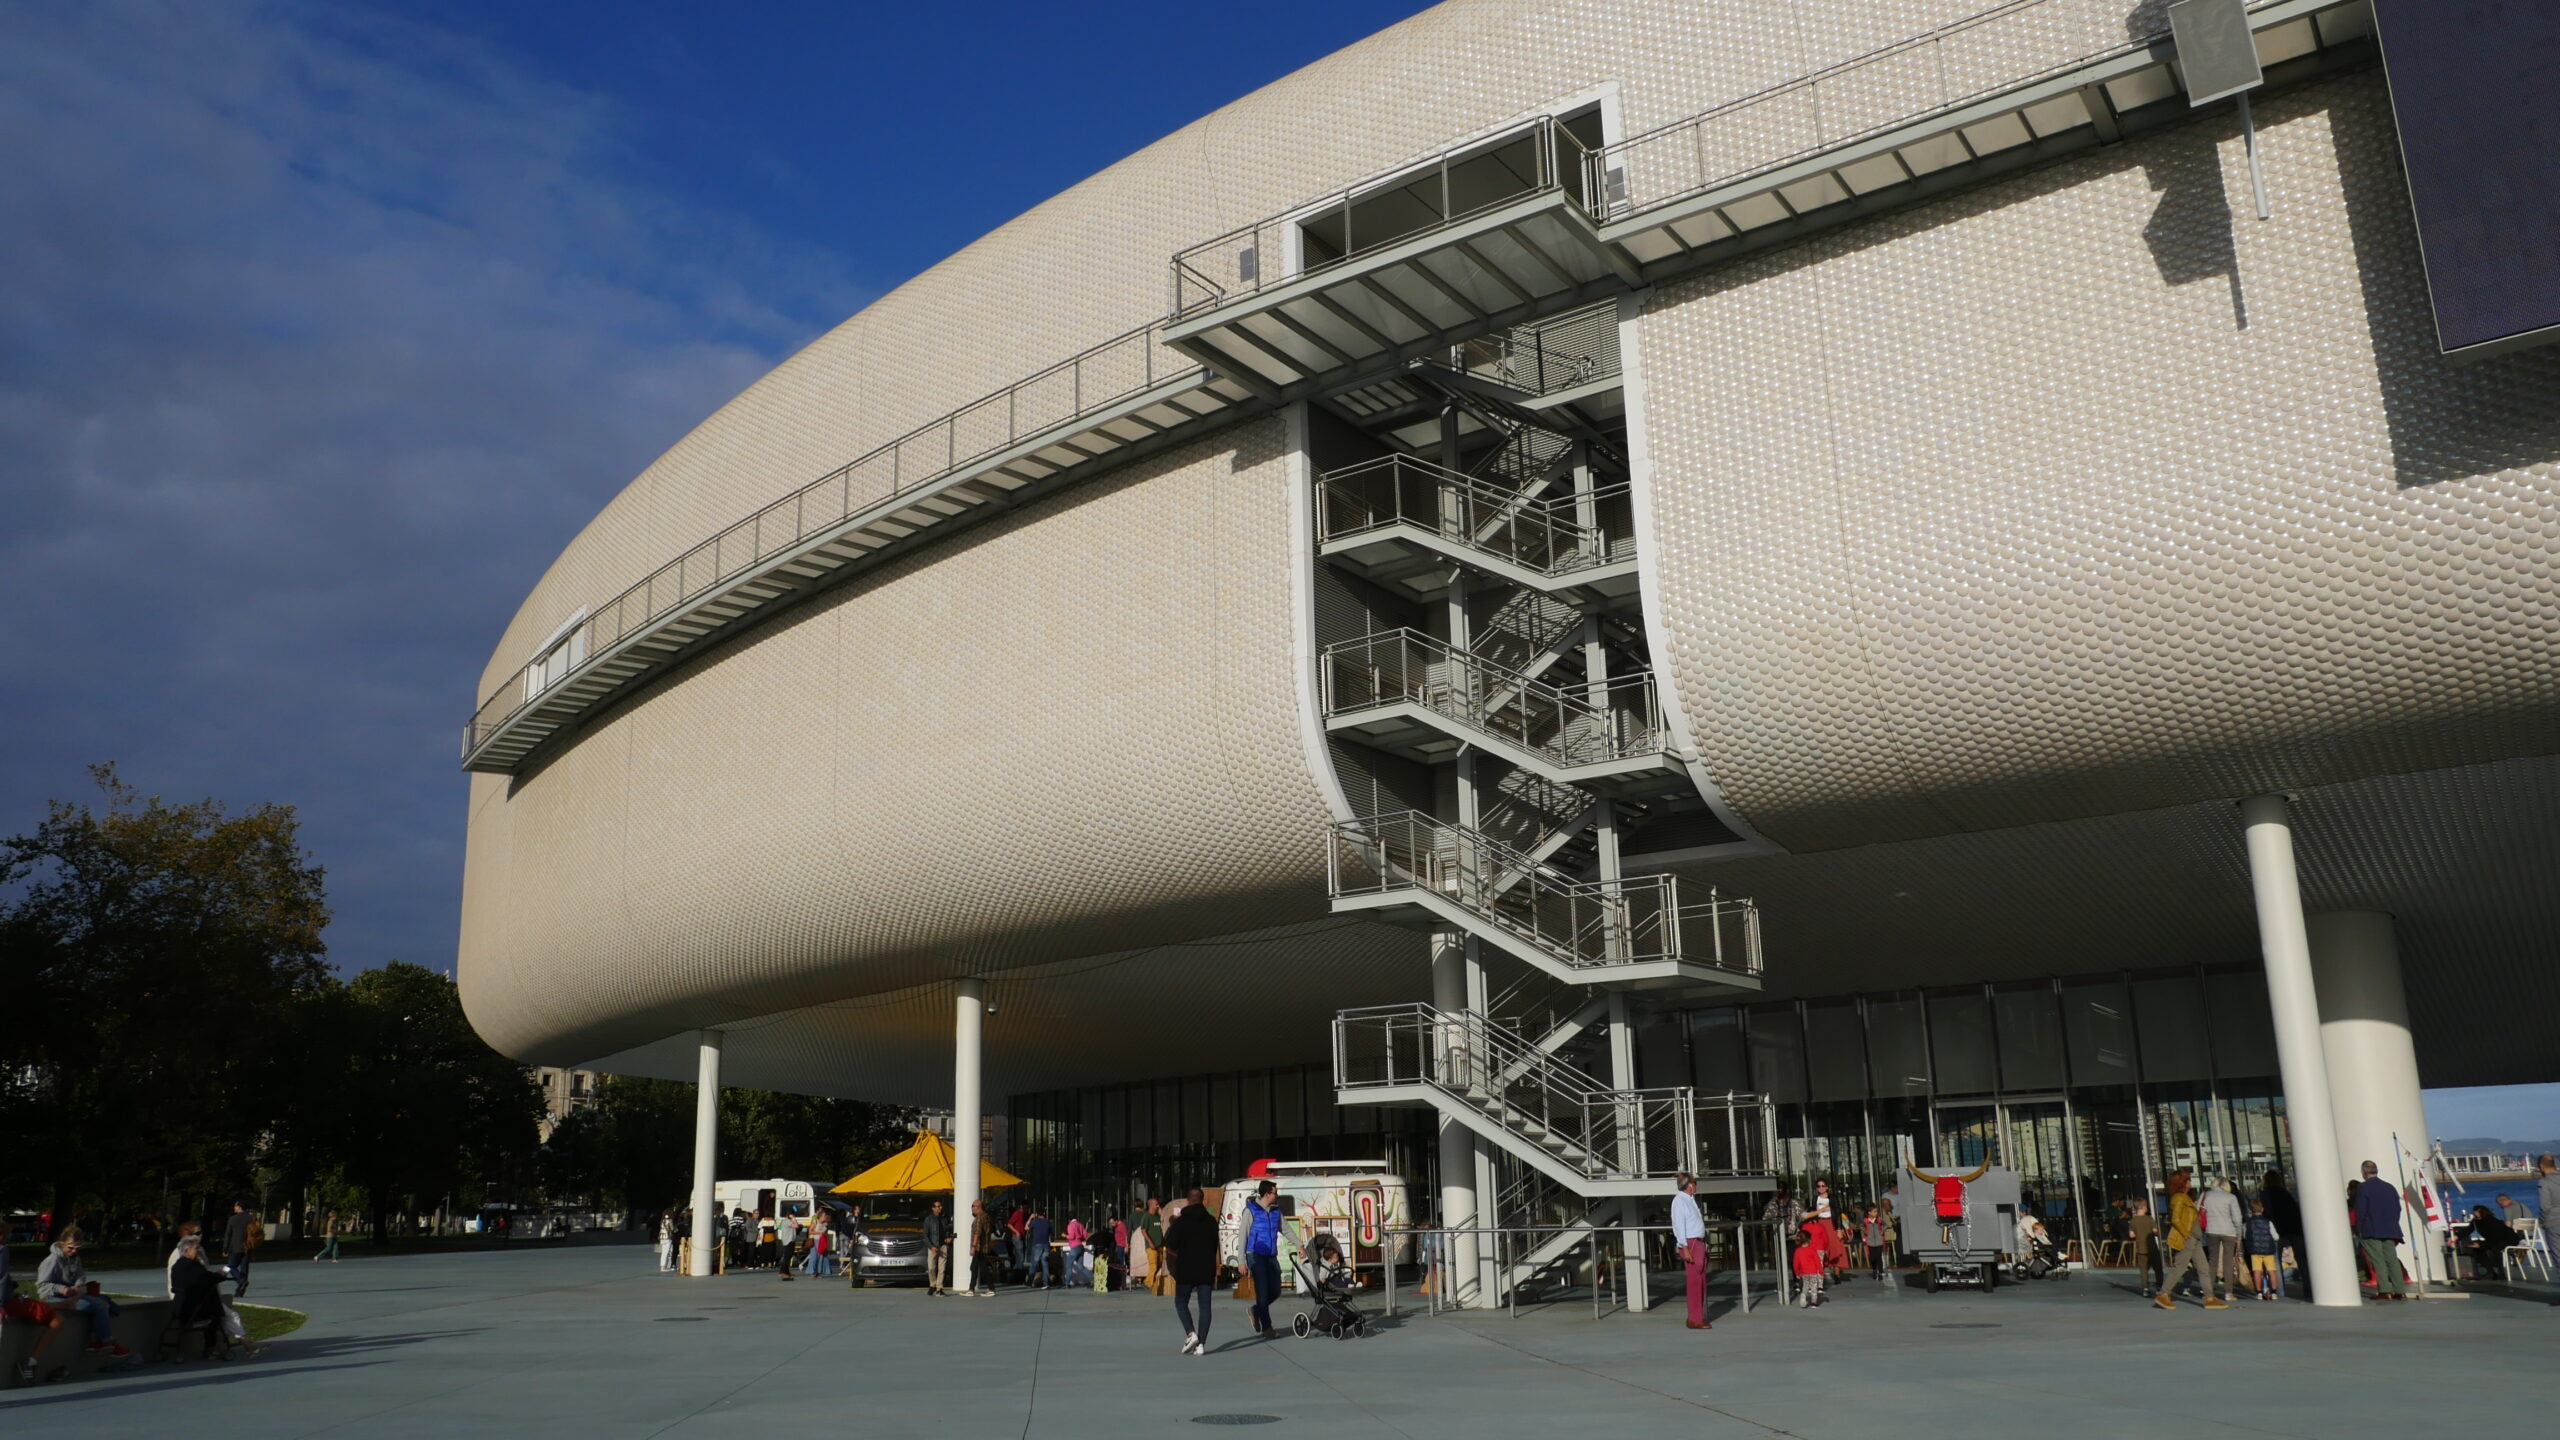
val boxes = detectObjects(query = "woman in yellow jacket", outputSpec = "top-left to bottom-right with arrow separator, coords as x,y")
2153,1170 -> 2229,1310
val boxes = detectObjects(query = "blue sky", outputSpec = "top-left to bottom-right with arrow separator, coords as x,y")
1,0 -> 2552,1141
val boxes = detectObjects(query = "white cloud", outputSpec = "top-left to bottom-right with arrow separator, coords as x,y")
0,0 -> 869,967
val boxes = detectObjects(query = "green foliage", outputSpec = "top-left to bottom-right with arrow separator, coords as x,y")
539,1075 -> 919,1209
0,765 -> 331,1217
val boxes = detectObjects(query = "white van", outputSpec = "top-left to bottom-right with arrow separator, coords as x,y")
713,1178 -> 829,1223
1217,1160 -> 1413,1280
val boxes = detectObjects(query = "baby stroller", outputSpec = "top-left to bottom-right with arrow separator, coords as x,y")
1289,1234 -> 1374,1340
2011,1219 -> 2064,1281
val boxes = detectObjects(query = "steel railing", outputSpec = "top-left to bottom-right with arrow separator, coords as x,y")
465,319 -> 1205,758
1321,628 -> 1663,770
1173,114 -> 1603,315
1333,1002 -> 1774,1182
1326,810 -> 1762,977
1449,299 -> 1623,397
1589,0 -> 2287,224
1388,1220 -> 1800,1318
1316,456 -> 1633,578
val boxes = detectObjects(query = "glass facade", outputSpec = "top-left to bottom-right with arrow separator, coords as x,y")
1008,964 -> 2292,1270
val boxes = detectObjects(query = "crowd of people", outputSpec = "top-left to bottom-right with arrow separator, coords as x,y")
1,1202 -> 270,1386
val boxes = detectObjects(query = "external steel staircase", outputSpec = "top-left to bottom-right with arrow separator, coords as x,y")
1332,1002 -> 1773,1197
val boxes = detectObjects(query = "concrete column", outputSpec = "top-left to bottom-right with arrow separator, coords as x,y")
952,978 -> 985,1295
1432,932 -> 1483,1307
686,1030 -> 722,1277
2309,911 -> 2442,1281
2239,795 -> 2358,1307
1607,991 -> 1650,1311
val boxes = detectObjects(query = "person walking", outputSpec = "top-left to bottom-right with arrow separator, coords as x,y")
2200,1177 -> 2245,1297
1671,1173 -> 1710,1330
222,1201 -> 255,1298
2153,1170 -> 2227,1310
1243,1180 -> 1286,1338
1860,1206 -> 1889,1281
1134,1197 -> 1167,1297
2537,1154 -> 2559,1222
1166,1185 -> 1219,1355
313,1211 -> 344,1265
922,1199 -> 950,1296
2351,1160 -> 2408,1300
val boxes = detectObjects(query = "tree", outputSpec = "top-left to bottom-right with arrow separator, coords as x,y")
268,963 -> 541,1241
538,1077 -> 920,1212
0,766 -> 330,1224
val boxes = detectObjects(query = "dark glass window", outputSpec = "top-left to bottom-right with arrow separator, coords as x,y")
1746,1004 -> 1808,1105
1804,1000 -> 1867,1101
2062,978 -> 2136,1084
1928,988 -> 1996,1096
1865,992 -> 1930,1100
1690,1008 -> 1751,1094
2203,969 -> 2278,1082
2133,975 -> 2211,1083
1994,984 -> 2065,1092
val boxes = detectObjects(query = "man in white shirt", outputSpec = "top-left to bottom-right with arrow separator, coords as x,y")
1671,1173 -> 1709,1330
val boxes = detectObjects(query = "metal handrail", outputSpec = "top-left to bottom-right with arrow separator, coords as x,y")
1172,114 -> 1602,315
1321,628 -> 1663,769
465,318 -> 1205,757
1334,1002 -> 1705,1182
1588,0 -> 2285,224
1326,810 -> 1762,977
1449,299 -> 1623,397
1316,455 -> 1633,577
1387,1219 -> 1797,1318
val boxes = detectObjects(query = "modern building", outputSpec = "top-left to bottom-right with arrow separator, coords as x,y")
458,0 -> 2560,1305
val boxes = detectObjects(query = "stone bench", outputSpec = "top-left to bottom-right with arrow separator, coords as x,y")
3,1295 -> 178,1385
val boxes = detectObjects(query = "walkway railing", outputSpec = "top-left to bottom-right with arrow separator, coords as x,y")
1318,455 -> 1634,579
1327,810 -> 1762,977
1385,1220 -> 1799,1317
1322,628 -> 1662,770
1172,114 -> 1602,315
1592,0 -> 2280,223
466,320 -> 1203,757
1448,298 -> 1623,397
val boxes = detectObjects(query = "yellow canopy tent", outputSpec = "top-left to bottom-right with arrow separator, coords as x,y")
831,1130 -> 1023,1195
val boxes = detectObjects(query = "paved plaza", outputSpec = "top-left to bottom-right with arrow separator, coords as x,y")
4,1242 -> 2551,1438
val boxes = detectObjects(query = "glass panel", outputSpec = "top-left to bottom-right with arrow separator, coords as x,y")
2062,978 -> 2137,1085
2133,975 -> 2211,1083
1804,1000 -> 1867,1101
1934,1102 -> 2001,1168
1746,1005 -> 1808,1105
1303,1066 -> 1339,1136
1928,988 -> 1996,1096
1636,1013 -> 1687,1090
1272,1068 -> 1306,1139
2203,968 -> 2279,1082
1689,1008 -> 1751,1094
2002,1100 -> 2077,1235
1155,1081 -> 1183,1147
1241,1070 -> 1272,1144
1873,1096 -> 1934,1175
1802,1101 -> 1873,1211
2147,1083 -> 2217,1183
1865,992 -> 1931,1100
2074,1090 -> 2154,1261
1994,984 -> 2065,1092
1095,1081 -> 1126,1147
1183,1076 -> 1210,1142
1209,1074 -> 1239,1144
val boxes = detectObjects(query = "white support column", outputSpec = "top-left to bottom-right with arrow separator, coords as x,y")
952,977 -> 985,1295
2309,911 -> 2442,1281
686,1029 -> 722,1277
1607,991 -> 1651,1311
1432,932 -> 1482,1308
2239,795 -> 2358,1307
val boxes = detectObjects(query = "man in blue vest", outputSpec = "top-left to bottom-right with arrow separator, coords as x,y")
1245,1180 -> 1286,1337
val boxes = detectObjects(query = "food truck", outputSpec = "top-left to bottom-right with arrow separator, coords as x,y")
1216,1159 -> 1413,1284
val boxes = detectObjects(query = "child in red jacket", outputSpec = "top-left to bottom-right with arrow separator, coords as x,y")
1792,1234 -> 1826,1307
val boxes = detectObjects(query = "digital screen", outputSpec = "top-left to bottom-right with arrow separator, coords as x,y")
2373,0 -> 2560,357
